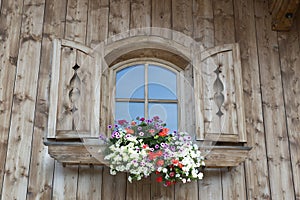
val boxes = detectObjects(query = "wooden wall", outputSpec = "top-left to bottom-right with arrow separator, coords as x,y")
0,0 -> 299,199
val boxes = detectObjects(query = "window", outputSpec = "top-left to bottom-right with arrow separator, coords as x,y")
114,61 -> 180,132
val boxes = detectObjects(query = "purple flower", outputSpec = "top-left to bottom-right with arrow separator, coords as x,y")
137,126 -> 142,131
171,146 -> 176,151
150,148 -> 154,152
108,125 -> 112,129
160,143 -> 166,148
114,124 -> 118,128
139,132 -> 144,136
155,144 -> 160,149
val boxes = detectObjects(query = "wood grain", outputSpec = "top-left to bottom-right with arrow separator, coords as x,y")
278,10 -> 300,199
26,0 -> 67,199
234,0 -> 271,198
255,0 -> 295,199
1,0 -> 45,199
0,0 -> 23,196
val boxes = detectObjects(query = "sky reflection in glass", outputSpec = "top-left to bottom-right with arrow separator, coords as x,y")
116,65 -> 144,99
148,65 -> 177,100
149,103 -> 177,132
115,102 -> 144,121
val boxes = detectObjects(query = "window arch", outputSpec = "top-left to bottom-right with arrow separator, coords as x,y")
112,59 -> 181,132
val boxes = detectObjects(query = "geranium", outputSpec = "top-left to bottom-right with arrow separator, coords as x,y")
101,116 -> 205,185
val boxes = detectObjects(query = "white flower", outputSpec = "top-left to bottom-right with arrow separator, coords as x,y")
128,176 -> 132,183
162,168 -> 168,173
182,178 -> 186,183
110,169 -> 117,175
198,172 -> 204,179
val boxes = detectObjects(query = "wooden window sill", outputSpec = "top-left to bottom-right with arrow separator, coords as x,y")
44,138 -> 251,168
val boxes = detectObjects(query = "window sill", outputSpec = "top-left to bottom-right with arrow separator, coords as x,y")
44,138 -> 251,168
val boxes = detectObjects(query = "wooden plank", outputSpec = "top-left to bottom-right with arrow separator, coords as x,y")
270,0 -> 300,31
198,169 -> 222,200
254,0 -> 295,199
52,162 -> 79,200
65,0 -> 88,43
151,0 -> 172,38
77,165 -> 103,199
211,0 -> 247,198
101,167 -> 127,200
86,0 -> 109,45
76,1 -> 108,199
151,174 -> 174,200
193,0 -> 214,48
26,0 -> 67,199
172,1 -> 198,199
172,0 -> 193,47
221,166 -> 247,199
130,0 -> 151,35
108,0 -> 130,41
233,0 -> 271,198
126,176 -> 151,200
278,10 -> 300,199
212,0 -> 235,45
52,0 -> 88,199
0,0 -> 23,196
1,0 -> 45,199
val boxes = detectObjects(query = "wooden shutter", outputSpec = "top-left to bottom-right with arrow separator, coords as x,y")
47,39 -> 101,139
194,44 -> 246,142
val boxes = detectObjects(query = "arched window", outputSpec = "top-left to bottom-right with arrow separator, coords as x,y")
114,60 -> 180,132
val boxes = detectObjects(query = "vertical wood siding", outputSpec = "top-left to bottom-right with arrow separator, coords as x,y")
0,0 -> 299,199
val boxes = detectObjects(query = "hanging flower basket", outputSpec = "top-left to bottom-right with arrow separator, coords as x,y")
99,116 -> 205,186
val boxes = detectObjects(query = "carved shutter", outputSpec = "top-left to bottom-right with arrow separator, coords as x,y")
194,44 -> 246,142
47,39 -> 101,139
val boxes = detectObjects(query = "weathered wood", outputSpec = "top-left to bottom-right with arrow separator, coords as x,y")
45,141 -> 251,168
234,0 -> 271,199
278,10 -> 300,199
270,0 -> 300,31
52,162 -> 79,200
0,0 -> 23,196
213,0 -> 235,45
255,0 -> 295,199
151,0 -> 171,38
65,0 -> 88,43
211,1 -> 247,199
1,0 -> 45,199
52,0 -> 88,199
197,44 -> 246,142
77,165 -> 103,199
130,0 -> 151,35
127,176 -> 151,200
151,174 -> 174,200
108,0 -> 130,40
172,0 -> 193,47
193,0 -> 214,48
26,0 -> 67,199
198,169 -> 223,199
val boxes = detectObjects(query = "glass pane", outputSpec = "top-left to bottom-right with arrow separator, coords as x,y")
148,103 -> 177,132
148,65 -> 177,100
115,102 -> 144,122
116,65 -> 145,99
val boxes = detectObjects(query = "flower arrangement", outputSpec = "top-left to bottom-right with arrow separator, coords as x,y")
100,116 -> 205,186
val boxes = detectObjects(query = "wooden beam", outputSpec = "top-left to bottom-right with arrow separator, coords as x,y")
270,0 -> 300,31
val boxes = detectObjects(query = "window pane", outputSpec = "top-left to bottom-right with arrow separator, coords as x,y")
148,65 -> 177,100
116,65 -> 145,99
148,103 -> 177,132
115,102 -> 144,121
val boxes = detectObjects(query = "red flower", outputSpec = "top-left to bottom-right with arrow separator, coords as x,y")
131,121 -> 136,126
166,180 -> 172,186
156,159 -> 164,166
178,163 -> 183,168
140,117 -> 145,121
169,172 -> 175,177
156,176 -> 163,182
125,128 -> 134,134
172,159 -> 179,165
155,171 -> 160,174
142,144 -> 148,149
159,128 -> 169,137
